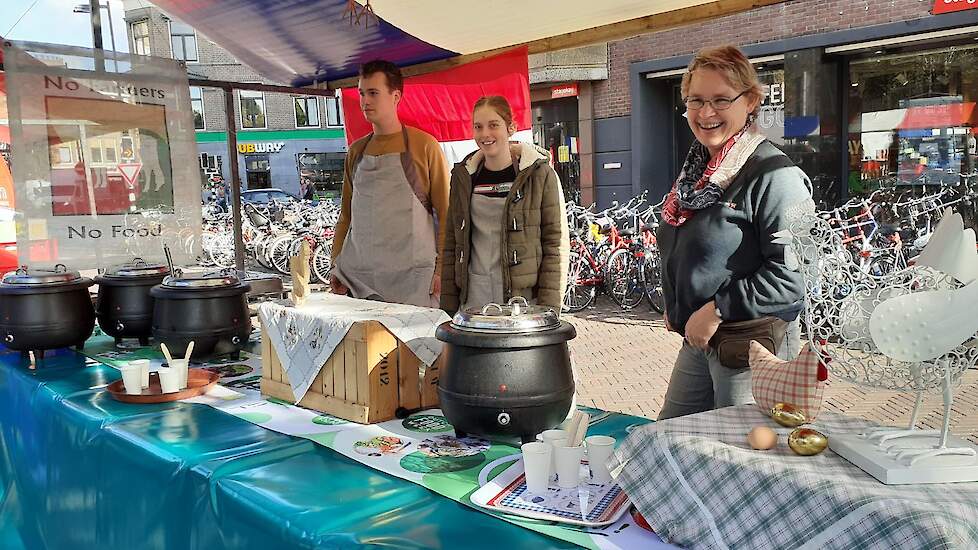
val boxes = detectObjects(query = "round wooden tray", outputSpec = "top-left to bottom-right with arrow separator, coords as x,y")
107,368 -> 221,404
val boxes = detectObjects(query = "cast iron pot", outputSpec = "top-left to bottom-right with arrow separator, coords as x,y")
0,264 -> 96,360
435,297 -> 576,443
150,268 -> 252,360
96,258 -> 170,346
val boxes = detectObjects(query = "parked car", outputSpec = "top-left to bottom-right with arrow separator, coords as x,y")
241,189 -> 300,206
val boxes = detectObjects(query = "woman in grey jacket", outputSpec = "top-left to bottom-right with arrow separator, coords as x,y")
656,45 -> 812,420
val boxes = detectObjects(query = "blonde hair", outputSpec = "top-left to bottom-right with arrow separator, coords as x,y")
473,95 -> 515,129
681,45 -> 765,115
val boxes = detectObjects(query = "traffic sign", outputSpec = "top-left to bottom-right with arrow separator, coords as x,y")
117,163 -> 143,188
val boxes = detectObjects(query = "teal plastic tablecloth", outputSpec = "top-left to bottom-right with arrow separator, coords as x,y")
0,347 -> 582,549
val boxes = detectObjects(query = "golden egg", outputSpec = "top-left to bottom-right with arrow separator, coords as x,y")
747,426 -> 779,450
771,402 -> 807,428
788,427 -> 828,456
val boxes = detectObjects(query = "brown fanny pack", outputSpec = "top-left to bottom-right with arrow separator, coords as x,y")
709,316 -> 789,369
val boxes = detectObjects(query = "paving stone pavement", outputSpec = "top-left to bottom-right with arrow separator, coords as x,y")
566,297 -> 978,444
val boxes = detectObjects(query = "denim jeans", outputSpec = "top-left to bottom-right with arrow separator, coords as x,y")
657,319 -> 801,421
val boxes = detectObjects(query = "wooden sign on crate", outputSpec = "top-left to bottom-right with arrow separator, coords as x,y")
260,320 -> 440,424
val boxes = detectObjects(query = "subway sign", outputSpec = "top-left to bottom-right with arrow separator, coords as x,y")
237,142 -> 285,154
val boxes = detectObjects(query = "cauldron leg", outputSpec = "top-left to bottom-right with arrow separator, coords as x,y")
35,349 -> 44,361
230,351 -> 240,360
75,341 -> 85,350
114,337 -> 122,346
454,429 -> 468,439
138,337 -> 149,347
20,350 -> 29,359
520,434 -> 536,445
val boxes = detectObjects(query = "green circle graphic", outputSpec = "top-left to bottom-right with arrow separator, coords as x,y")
401,415 -> 453,433
399,451 -> 485,474
312,414 -> 349,426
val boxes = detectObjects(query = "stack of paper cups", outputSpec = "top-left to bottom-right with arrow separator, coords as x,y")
118,363 -> 142,395
129,359 -> 151,389
169,359 -> 190,389
520,442 -> 552,496
585,435 -> 616,484
539,429 -> 567,481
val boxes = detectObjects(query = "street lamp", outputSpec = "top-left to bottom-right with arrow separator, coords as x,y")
73,2 -> 118,72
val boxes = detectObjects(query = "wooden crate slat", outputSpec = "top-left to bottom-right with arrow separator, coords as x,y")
396,342 -> 421,411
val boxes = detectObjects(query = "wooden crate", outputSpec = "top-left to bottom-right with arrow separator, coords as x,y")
260,320 -> 440,424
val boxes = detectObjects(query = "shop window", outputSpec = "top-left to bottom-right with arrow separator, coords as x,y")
239,90 -> 266,129
297,152 -> 345,199
294,97 -> 320,128
325,96 -> 344,127
169,20 -> 198,62
190,86 -> 205,130
131,20 -> 151,56
848,44 -> 978,196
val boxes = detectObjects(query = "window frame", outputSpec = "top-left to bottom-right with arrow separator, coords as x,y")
239,89 -> 267,130
130,20 -> 151,56
168,19 -> 199,63
324,95 -> 344,128
189,86 -> 206,130
293,96 -> 321,128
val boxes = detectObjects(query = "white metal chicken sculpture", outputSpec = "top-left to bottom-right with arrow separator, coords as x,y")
776,203 -> 978,484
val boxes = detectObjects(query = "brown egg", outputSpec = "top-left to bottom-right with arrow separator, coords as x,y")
747,426 -> 779,450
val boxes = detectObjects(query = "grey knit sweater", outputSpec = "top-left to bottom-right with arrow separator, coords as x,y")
656,141 -> 812,335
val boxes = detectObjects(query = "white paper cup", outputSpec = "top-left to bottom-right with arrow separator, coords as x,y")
158,368 -> 181,394
540,429 -> 568,481
585,435 -> 616,484
168,359 -> 190,389
520,442 -> 552,496
118,363 -> 142,395
554,443 -> 585,489
129,359 -> 151,389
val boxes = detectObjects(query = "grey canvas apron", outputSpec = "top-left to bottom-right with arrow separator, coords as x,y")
462,193 -> 506,311
334,128 -> 438,308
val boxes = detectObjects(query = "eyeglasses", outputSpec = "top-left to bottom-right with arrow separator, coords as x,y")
683,91 -> 746,111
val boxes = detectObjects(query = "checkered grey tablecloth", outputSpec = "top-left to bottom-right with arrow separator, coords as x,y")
610,406 -> 978,550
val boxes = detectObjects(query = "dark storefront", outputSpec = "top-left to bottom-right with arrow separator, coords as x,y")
532,93 -> 582,204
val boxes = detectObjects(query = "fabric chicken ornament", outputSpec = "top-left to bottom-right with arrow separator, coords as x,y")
750,341 -> 829,421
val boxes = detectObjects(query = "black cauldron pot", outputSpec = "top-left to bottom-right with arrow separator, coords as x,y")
150,268 -> 251,360
436,297 -> 576,443
0,264 -> 96,360
96,258 -> 169,346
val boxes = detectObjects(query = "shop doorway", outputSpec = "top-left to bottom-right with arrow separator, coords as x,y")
245,154 -> 271,189
532,97 -> 581,203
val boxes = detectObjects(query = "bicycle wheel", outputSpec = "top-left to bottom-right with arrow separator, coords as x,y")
643,248 -> 665,313
268,235 -> 294,274
563,249 -> 597,313
312,239 -> 333,284
606,249 -> 643,310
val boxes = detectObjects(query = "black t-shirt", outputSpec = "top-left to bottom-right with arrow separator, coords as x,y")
472,165 -> 516,199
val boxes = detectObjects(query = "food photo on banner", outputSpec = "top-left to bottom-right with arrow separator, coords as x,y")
2,40 -> 201,269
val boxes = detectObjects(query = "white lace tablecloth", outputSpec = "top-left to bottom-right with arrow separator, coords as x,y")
257,293 -> 450,403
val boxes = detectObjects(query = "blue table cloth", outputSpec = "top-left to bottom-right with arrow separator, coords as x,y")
0,347 -> 583,549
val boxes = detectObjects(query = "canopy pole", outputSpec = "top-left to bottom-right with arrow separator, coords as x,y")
221,86 -> 246,273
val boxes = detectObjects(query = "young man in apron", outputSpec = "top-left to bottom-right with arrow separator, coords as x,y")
329,60 -> 450,309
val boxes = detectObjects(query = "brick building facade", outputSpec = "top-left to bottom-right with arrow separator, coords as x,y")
122,1 -> 347,199
587,0 -> 978,208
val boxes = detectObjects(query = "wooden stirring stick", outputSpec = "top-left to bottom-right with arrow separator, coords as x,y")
160,343 -> 174,365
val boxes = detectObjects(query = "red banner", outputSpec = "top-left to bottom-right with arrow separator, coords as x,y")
342,47 -> 530,145
932,0 -> 978,14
